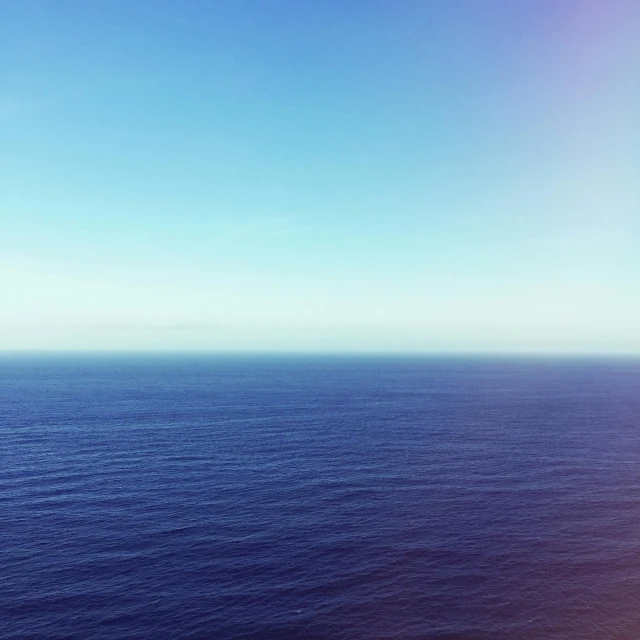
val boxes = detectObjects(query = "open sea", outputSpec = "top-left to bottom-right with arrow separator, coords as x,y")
2,354 -> 640,640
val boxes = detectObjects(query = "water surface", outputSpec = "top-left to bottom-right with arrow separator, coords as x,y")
2,355 -> 640,639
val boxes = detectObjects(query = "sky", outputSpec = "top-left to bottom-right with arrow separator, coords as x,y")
2,0 -> 639,352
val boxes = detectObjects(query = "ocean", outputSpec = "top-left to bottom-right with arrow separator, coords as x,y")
2,354 -> 640,639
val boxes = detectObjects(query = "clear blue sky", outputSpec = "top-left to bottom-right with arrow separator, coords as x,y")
2,0 -> 639,351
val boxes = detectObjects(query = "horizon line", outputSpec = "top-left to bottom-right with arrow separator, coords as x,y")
1,349 -> 640,358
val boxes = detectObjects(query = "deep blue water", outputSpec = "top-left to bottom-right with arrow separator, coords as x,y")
2,354 -> 640,640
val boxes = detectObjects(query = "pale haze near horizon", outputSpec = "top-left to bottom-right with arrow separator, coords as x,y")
2,0 -> 639,353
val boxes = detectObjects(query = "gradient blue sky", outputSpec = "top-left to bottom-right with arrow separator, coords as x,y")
3,0 -> 639,351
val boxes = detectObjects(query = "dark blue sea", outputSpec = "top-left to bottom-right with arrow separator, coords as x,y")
2,355 -> 640,640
